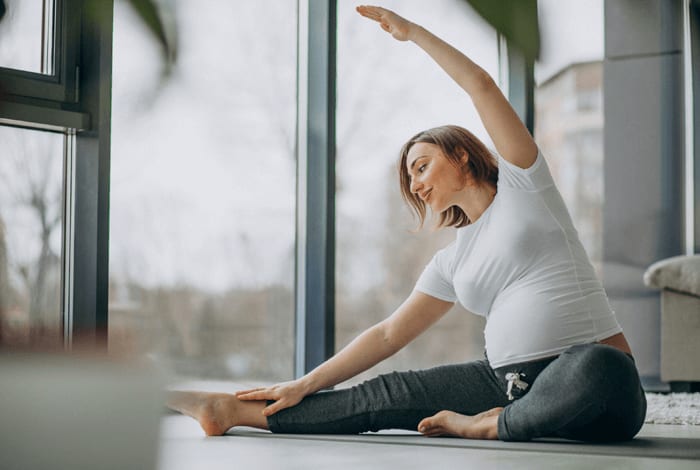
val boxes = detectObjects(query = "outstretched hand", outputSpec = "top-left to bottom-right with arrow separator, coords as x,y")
356,5 -> 416,41
235,379 -> 311,417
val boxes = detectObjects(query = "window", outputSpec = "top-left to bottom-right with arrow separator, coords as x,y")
0,126 -> 65,343
0,0 -> 78,104
335,0 -> 499,384
109,0 -> 297,381
1,0 -> 114,351
0,0 -> 52,74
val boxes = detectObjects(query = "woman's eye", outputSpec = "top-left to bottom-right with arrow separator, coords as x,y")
418,164 -> 427,173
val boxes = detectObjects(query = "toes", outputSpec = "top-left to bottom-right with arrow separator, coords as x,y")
428,410 -> 454,425
418,410 -> 453,435
418,414 -> 439,431
422,426 -> 445,437
417,417 -> 433,433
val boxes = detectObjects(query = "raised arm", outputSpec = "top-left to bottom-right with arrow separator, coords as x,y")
357,5 -> 538,169
236,291 -> 453,416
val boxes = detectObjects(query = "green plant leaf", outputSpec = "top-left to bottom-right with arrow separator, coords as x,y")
127,0 -> 177,66
464,0 -> 539,61
82,0 -> 177,74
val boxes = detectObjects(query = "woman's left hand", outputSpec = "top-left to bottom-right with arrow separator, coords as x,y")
356,5 -> 416,42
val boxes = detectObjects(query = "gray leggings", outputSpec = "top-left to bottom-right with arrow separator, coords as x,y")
267,343 -> 647,442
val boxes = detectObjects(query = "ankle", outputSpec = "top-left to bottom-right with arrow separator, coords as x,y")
226,395 -> 269,430
477,407 -> 502,440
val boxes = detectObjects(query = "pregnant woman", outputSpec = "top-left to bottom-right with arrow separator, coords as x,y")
167,5 -> 646,442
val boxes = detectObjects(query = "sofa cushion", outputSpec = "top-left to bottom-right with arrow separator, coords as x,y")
643,255 -> 700,298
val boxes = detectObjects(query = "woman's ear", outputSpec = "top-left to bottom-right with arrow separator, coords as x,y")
458,150 -> 472,186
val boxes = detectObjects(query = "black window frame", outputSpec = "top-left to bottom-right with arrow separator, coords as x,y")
0,0 -> 80,103
0,0 -> 113,347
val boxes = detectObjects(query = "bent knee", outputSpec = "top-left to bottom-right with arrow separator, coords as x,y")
573,343 -> 634,371
567,344 -> 640,390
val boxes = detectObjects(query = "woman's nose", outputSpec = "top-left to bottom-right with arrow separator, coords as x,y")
410,178 -> 422,194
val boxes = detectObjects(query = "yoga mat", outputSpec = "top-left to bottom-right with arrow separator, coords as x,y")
231,430 -> 700,460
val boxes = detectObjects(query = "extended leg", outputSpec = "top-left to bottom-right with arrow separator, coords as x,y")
268,360 -> 508,434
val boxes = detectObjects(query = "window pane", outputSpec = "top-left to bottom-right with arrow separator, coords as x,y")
110,0 -> 297,381
0,0 -> 53,74
0,126 -> 64,343
336,0 -> 499,385
534,0 -> 604,273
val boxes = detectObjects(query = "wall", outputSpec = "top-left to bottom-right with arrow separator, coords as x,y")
603,0 -> 684,385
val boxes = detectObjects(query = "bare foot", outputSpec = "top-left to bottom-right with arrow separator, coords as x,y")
166,391 -> 268,436
417,408 -> 503,440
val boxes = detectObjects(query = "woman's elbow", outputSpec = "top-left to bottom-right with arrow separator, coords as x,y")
472,71 -> 497,95
376,321 -> 403,354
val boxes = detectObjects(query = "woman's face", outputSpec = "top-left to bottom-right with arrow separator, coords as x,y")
406,142 -> 467,213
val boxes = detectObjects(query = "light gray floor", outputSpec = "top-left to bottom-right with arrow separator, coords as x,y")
158,416 -> 700,470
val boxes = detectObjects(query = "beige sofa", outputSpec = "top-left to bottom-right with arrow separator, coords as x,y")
643,255 -> 700,392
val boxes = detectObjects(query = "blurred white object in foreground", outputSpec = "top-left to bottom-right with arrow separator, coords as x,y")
0,352 -> 163,470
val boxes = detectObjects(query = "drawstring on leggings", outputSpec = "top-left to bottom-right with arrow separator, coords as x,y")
505,372 -> 529,401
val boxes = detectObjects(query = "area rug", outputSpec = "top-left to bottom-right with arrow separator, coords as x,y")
645,393 -> 700,425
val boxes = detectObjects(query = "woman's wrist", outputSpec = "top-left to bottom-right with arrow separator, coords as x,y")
407,23 -> 423,42
298,373 -> 322,395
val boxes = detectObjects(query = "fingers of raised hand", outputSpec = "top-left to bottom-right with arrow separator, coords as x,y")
356,5 -> 384,21
358,5 -> 397,26
357,6 -> 412,41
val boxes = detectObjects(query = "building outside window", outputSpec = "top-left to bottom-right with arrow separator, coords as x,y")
535,61 -> 604,271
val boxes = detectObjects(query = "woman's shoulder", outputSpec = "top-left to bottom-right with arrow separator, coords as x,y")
496,149 -> 554,192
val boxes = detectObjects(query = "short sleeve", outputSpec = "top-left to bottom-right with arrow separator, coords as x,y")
414,244 -> 457,302
496,149 -> 555,192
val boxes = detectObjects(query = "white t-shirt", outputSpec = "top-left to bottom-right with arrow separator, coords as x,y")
415,150 -> 622,368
